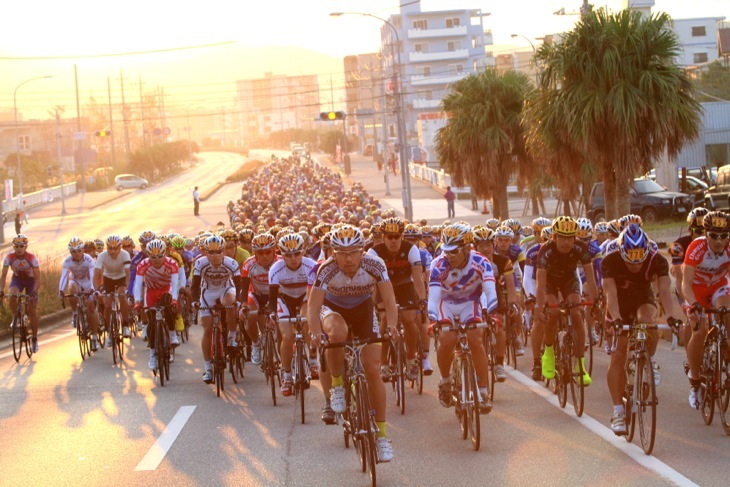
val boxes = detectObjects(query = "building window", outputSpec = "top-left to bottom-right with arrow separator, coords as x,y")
416,66 -> 431,76
446,18 -> 460,28
693,52 -> 709,63
18,135 -> 30,151
447,41 -> 461,52
414,43 -> 429,53
424,90 -> 433,100
691,26 -> 707,37
472,36 -> 477,49
473,60 -> 478,72
449,64 -> 464,75
413,19 -> 427,30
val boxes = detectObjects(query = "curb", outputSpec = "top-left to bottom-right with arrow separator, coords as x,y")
0,308 -> 71,342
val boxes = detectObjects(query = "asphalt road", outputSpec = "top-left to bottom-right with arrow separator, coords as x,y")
0,151 -> 728,486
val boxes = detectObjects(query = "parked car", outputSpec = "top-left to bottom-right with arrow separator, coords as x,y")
645,166 -> 717,187
704,164 -> 730,210
647,173 -> 708,208
114,174 -> 148,191
587,178 -> 692,223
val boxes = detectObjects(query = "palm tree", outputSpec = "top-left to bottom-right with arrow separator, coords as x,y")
527,8 -> 701,219
435,69 -> 533,219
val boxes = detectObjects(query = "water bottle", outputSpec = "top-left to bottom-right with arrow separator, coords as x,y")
558,330 -> 566,348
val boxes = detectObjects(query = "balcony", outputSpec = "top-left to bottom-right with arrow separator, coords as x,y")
409,48 -> 469,63
410,73 -> 468,86
407,25 -> 467,39
412,98 -> 442,110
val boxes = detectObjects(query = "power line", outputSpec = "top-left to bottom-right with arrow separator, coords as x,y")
0,41 -> 238,60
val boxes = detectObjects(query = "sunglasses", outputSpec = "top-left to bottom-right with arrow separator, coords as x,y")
385,234 -> 401,240
108,246 -> 121,250
691,226 -> 704,234
708,232 -> 730,240
123,245 -> 134,249
208,250 -> 223,255
13,245 -> 26,249
149,255 -> 164,259
70,249 -> 84,254
256,249 -> 274,255
444,247 -> 464,256
284,251 -> 303,257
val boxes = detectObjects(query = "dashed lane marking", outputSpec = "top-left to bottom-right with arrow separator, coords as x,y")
135,405 -> 197,471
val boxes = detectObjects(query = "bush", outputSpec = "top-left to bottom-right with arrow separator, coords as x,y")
226,159 -> 266,183
0,257 -> 64,333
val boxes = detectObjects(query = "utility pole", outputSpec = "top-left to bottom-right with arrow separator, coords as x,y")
118,69 -> 131,159
55,109 -> 67,215
380,53 -> 391,196
139,75 -> 147,146
74,64 -> 86,193
107,77 -> 116,166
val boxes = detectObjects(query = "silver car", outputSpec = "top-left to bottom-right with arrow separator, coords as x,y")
115,174 -> 148,191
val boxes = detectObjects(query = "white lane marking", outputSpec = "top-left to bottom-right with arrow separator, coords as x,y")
0,330 -> 75,360
135,405 -> 196,471
507,369 -> 699,487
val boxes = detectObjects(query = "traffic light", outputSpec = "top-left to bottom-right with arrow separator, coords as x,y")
319,111 -> 345,121
95,130 -> 112,137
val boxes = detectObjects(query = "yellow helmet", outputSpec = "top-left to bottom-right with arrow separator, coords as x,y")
551,216 -> 578,237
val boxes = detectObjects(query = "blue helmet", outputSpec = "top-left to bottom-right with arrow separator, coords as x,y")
618,224 -> 649,264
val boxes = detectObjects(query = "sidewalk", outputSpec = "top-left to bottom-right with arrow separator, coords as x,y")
320,153 -> 560,228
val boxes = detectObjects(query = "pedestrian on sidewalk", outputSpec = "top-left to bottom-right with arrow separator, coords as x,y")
444,186 -> 456,218
19,199 -> 29,224
192,186 -> 200,216
14,212 -> 22,235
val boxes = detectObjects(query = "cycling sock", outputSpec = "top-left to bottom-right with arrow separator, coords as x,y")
613,404 -> 625,416
478,387 -> 488,397
205,360 -> 213,370
376,421 -> 387,438
332,375 -> 344,387
228,331 -> 237,341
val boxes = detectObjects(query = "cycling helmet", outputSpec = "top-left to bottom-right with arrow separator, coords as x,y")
206,235 -> 225,252
618,214 -> 643,230
252,233 -> 276,251
473,226 -> 495,243
521,227 -> 534,237
278,233 -> 305,254
381,217 -> 405,235
594,222 -> 609,234
607,219 -> 621,237
420,225 -> 432,237
703,210 -> 730,233
403,223 -> 421,239
84,240 -> 96,252
121,236 -> 135,247
687,207 -> 709,229
320,232 -> 332,250
552,216 -> 578,237
504,218 -> 521,234
618,224 -> 650,264
146,239 -> 166,257
170,235 -> 186,249
238,228 -> 254,242
330,225 -> 364,249
541,227 -> 554,242
94,238 -> 105,252
313,222 -> 332,238
68,236 -> 84,251
485,218 -> 500,230
532,217 -> 551,234
106,235 -> 123,248
494,226 -> 515,239
576,218 -> 593,240
139,230 -> 156,244
440,223 -> 474,251
220,229 -> 237,242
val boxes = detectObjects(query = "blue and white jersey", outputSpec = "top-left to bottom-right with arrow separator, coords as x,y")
428,250 -> 497,315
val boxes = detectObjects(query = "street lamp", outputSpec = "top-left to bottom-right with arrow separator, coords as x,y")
14,75 -> 53,198
510,34 -> 539,85
331,11 -> 413,221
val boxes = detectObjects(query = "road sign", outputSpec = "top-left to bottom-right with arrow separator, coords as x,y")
153,128 -> 162,136
73,132 -> 86,140
162,127 -> 171,136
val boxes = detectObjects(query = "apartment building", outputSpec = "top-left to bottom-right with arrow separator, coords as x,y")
344,53 -> 385,156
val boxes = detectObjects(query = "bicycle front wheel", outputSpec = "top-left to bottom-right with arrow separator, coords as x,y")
636,354 -> 657,455
701,341 -> 716,426
556,344 -> 568,409
156,324 -> 166,387
12,316 -> 23,362
396,341 -> 406,415
297,342 -> 307,424
463,354 -> 481,451
111,312 -> 120,365
717,348 -> 730,436
568,335 -> 585,417
356,376 -> 377,486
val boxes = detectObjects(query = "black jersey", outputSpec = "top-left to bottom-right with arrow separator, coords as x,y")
367,240 -> 422,287
536,240 -> 592,281
601,251 -> 669,299
668,234 -> 693,266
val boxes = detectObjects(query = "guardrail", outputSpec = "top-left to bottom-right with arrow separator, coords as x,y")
3,182 -> 77,214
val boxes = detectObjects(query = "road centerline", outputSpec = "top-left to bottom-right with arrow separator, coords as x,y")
135,405 -> 196,471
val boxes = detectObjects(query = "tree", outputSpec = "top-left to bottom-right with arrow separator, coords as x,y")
694,61 -> 730,103
435,69 -> 533,219
529,8 -> 702,219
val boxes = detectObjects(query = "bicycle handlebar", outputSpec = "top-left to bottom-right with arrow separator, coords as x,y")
323,337 -> 388,350
434,321 -> 490,333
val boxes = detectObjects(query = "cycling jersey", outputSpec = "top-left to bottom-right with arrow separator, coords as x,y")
480,251 -> 513,313
269,257 -> 317,299
133,256 -> 180,303
59,253 -> 95,292
367,241 -> 422,287
669,234 -> 693,266
536,240 -> 592,282
427,250 -> 498,315
234,247 -> 250,267
240,255 -> 281,296
192,256 -> 240,294
95,250 -> 131,279
418,247 -> 433,274
601,250 -> 668,319
3,251 -> 39,280
126,251 -> 147,295
167,251 -> 187,288
683,237 -> 730,287
313,253 -> 389,309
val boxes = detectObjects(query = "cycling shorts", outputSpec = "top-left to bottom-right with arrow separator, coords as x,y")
693,277 -> 730,309
69,279 -> 93,294
275,294 -> 306,319
103,276 -> 127,293
393,282 -> 418,307
546,275 -> 581,301
320,298 -> 378,340
432,299 -> 482,327
9,276 -> 36,297
200,287 -> 236,318
247,292 -> 269,311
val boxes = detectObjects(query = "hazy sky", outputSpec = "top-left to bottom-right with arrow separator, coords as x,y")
1,0 -> 727,119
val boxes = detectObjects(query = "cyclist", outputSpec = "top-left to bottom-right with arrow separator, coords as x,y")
367,217 -> 427,382
404,223 -> 434,374
132,239 -> 180,370
307,224 -> 397,463
602,224 -> 681,434
473,226 -> 519,382
59,237 -> 101,350
240,232 -> 281,365
524,226 -> 553,380
428,223 -> 499,413
221,229 -> 249,268
493,226 -> 526,358
0,234 -> 41,352
535,216 -> 597,385
94,235 -> 132,342
268,233 -> 317,396
682,210 -> 730,408
191,235 -> 242,384
121,236 -> 136,258
127,230 -> 157,340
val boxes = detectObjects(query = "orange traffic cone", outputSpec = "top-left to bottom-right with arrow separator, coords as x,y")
481,199 -> 490,214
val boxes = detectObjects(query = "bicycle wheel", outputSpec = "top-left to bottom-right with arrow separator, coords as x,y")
701,341 -> 716,426
636,353 -> 657,455
266,331 -> 277,406
12,315 -> 23,362
451,358 -> 467,440
586,329 -> 594,376
229,342 -> 240,384
214,327 -> 225,397
717,350 -> 730,435
156,324 -> 166,386
356,376 -> 377,486
483,331 -> 496,402
568,334 -> 585,417
111,312 -> 120,365
412,345 -> 424,395
556,342 -> 568,409
23,315 -> 33,359
396,341 -> 406,415
297,344 -> 307,424
463,354 -> 481,451
625,367 -> 636,443
163,331 -> 171,382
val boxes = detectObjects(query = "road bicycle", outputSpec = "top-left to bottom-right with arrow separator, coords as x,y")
198,301 -> 238,396
278,315 -> 309,423
178,293 -> 193,343
324,336 -> 387,487
126,295 -> 140,337
3,293 -> 33,362
480,312 -> 498,403
699,307 -> 730,436
434,315 -> 491,451
382,311 -> 407,416
62,292 -> 95,360
250,309 -> 281,405
143,295 -> 175,387
612,320 -> 679,454
101,292 -> 126,365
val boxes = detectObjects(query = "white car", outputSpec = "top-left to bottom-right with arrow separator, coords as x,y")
114,174 -> 148,191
